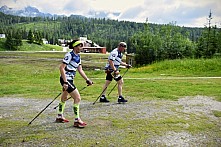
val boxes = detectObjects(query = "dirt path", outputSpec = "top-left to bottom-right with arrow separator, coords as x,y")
1,95 -> 221,146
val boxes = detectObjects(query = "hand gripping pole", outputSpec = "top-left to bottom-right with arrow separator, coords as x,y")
107,68 -> 129,96
53,86 -> 88,109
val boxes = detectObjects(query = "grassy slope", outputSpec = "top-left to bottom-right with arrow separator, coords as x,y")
0,52 -> 221,146
0,52 -> 220,101
0,39 -> 62,51
19,40 -> 63,51
131,59 -> 221,77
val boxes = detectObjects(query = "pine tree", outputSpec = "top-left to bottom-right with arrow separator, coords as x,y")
196,10 -> 219,58
28,30 -> 34,43
5,29 -> 22,50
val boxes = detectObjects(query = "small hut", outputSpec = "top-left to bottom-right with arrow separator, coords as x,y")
126,53 -> 136,66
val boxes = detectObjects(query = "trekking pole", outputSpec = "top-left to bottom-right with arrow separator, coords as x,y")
53,85 -> 88,109
53,96 -> 71,110
93,86 -> 107,105
28,92 -> 61,125
107,68 -> 129,96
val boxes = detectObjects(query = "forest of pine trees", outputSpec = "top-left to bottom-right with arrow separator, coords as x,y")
0,11 -> 220,65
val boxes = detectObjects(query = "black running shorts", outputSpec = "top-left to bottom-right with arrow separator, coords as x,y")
60,77 -> 76,93
106,72 -> 122,81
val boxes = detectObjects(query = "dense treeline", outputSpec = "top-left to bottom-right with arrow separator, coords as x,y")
0,12 -> 220,65
131,23 -> 220,65
0,12 -> 147,51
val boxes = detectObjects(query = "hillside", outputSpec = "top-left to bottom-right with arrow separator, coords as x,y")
1,11 -> 220,65
0,12 -> 204,52
0,39 -> 62,51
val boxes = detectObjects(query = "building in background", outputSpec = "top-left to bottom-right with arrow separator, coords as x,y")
79,36 -> 106,54
0,34 -> 6,38
126,53 -> 136,66
59,36 -> 107,53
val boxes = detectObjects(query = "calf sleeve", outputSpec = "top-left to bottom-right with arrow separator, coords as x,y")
73,103 -> 80,119
57,101 -> 66,115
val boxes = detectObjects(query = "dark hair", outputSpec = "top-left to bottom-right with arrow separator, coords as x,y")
67,39 -> 79,49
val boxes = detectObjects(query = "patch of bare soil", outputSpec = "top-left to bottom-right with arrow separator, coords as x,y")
0,95 -> 221,146
146,96 -> 221,146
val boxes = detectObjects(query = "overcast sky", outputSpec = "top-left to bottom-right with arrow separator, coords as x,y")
1,0 -> 221,28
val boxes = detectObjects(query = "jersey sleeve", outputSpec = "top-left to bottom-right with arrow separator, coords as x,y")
109,51 -> 117,61
62,52 -> 72,64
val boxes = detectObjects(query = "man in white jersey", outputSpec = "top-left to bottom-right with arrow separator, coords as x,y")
100,42 -> 131,103
55,39 -> 93,128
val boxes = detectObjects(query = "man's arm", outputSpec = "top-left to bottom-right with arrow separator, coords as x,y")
59,63 -> 69,90
109,60 -> 117,71
120,62 -> 132,68
59,63 -> 68,82
120,62 -> 128,67
77,65 -> 93,85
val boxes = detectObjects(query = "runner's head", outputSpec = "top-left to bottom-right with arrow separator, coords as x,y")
68,40 -> 83,49
118,42 -> 127,52
68,39 -> 83,53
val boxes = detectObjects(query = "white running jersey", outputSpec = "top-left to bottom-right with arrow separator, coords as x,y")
62,51 -> 81,80
105,48 -> 123,70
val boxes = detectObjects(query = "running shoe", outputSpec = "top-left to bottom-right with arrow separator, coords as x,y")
74,121 -> 87,128
100,95 -> 110,103
118,96 -> 128,103
55,117 -> 69,123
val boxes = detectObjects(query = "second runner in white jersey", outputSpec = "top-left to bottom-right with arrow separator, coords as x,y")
105,48 -> 123,71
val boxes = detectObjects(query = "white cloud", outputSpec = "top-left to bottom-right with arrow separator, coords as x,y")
88,0 -> 144,12
62,0 -> 91,15
0,0 -> 221,27
116,0 -> 221,27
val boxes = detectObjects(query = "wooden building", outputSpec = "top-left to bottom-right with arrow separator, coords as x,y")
82,47 -> 106,54
126,53 -> 136,66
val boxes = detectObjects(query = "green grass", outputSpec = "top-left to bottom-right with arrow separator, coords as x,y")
0,52 -> 221,101
19,40 -> 63,51
0,38 -> 6,51
14,21 -> 61,33
212,110 -> 221,117
129,58 -> 221,77
0,52 -> 221,146
0,39 -> 63,51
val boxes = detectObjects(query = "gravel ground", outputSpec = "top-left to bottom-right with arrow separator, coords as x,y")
1,95 -> 221,146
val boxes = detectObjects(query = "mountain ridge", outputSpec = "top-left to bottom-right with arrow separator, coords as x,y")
0,5 -> 53,17
0,5 -> 120,19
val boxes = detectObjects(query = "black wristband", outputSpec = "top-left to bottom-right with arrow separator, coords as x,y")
63,82 -> 68,84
